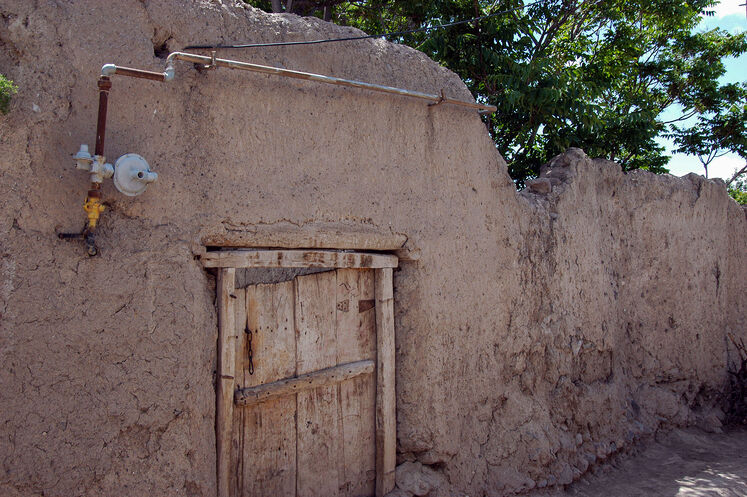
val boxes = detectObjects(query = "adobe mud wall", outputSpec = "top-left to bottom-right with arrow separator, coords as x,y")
0,2 -> 744,496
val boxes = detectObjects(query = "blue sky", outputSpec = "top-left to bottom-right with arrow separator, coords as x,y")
662,1 -> 746,181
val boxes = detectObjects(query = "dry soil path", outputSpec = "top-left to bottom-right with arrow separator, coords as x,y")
550,427 -> 747,497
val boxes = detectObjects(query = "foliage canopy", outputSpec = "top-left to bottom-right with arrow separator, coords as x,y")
245,1 -> 746,188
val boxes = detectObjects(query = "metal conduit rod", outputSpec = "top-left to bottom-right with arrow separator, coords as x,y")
169,52 -> 496,113
102,52 -> 497,114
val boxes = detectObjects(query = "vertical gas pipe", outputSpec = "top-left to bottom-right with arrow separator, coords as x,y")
82,76 -> 112,255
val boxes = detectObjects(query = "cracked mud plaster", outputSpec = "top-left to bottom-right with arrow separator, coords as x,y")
0,1 -> 745,496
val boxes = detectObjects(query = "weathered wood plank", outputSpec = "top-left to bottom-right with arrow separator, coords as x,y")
201,225 -> 407,253
241,281 -> 297,497
230,288 -> 247,497
245,281 -> 297,387
336,269 -> 377,496
202,249 -> 398,269
296,271 -> 338,376
233,288 -> 248,388
241,397 -> 297,497
295,271 -> 342,497
336,269 -> 377,363
374,268 -> 396,497
216,268 -> 236,497
340,374 -> 377,496
235,360 -> 374,406
296,385 -> 343,497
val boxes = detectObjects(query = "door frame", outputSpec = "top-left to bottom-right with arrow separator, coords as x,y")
204,249 -> 398,497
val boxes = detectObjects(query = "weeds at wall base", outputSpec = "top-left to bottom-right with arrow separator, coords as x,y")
0,74 -> 18,114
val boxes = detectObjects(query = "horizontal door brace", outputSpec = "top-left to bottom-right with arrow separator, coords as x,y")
235,359 -> 375,407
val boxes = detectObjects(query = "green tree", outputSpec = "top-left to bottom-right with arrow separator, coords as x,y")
669,98 -> 746,178
244,1 -> 746,188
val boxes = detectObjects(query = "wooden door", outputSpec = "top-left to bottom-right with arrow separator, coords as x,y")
208,250 -> 397,497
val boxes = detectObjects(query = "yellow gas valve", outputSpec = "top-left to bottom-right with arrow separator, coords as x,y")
83,196 -> 106,229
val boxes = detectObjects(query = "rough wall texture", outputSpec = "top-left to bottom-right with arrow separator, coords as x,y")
0,2 -> 744,496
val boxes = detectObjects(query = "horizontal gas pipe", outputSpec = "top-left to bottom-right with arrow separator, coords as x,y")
102,65 -> 168,82
101,52 -> 497,114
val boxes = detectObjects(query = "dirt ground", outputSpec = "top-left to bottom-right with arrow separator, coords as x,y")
548,427 -> 747,497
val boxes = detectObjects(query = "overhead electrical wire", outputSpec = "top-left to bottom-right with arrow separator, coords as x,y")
184,0 -> 549,50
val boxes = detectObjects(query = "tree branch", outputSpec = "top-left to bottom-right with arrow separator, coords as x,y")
661,109 -> 698,125
726,164 -> 747,187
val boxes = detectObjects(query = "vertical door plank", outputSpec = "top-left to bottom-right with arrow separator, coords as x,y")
242,281 -> 297,497
246,281 -> 297,386
295,271 -> 342,497
336,269 -> 377,496
336,269 -> 377,363
217,268 -> 237,497
296,271 -> 338,375
233,287 -> 248,387
374,268 -> 396,497
340,375 -> 376,496
241,397 -> 297,497
230,288 -> 247,497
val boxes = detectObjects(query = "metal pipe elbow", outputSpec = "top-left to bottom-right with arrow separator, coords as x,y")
163,52 -> 182,81
165,52 -> 181,65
